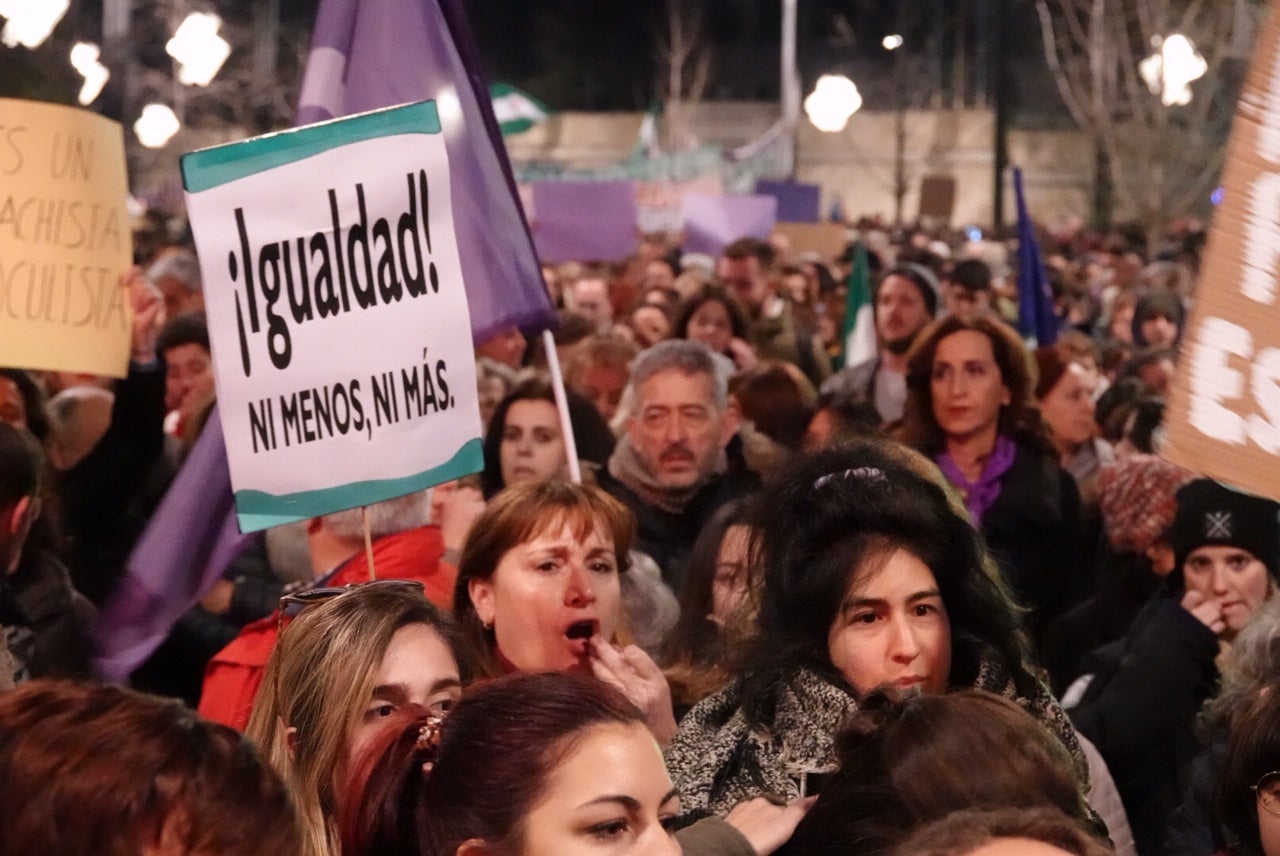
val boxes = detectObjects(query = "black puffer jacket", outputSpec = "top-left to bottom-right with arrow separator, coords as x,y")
1069,589 -> 1219,856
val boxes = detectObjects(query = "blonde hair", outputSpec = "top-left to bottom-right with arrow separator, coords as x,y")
245,586 -> 463,856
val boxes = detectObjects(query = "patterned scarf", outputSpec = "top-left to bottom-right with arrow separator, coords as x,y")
665,647 -> 1088,821
607,435 -> 727,515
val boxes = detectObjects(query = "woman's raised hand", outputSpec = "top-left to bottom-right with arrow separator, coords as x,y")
587,636 -> 678,746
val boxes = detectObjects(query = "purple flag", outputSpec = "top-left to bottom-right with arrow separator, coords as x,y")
92,408 -> 254,683
755,180 -> 821,223
296,0 -> 555,343
92,0 -> 554,682
532,181 -> 638,262
681,193 -> 778,257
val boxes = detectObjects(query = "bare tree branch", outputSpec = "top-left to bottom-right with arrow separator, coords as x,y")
1037,0 -> 1253,250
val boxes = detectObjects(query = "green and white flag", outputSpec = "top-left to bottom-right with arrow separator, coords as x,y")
632,101 -> 660,159
842,241 -> 876,368
490,83 -> 549,136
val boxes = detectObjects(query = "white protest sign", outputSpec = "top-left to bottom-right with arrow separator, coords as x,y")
182,101 -> 482,532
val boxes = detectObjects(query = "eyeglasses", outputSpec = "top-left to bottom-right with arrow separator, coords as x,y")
275,579 -> 426,636
1252,771 -> 1280,817
272,579 -> 426,723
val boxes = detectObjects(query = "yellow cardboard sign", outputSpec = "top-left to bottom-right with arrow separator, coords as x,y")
1165,1 -> 1280,499
0,98 -> 132,377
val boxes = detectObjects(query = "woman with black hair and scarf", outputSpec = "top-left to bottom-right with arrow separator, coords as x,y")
665,441 -> 1087,824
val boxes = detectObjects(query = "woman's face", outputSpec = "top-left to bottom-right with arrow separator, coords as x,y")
1110,304 -> 1135,343
341,623 -> 461,784
469,520 -> 622,673
930,330 -> 1011,445
709,525 -> 752,628
686,300 -> 733,354
1039,362 -> 1097,451
1257,772 -> 1280,856
500,400 -> 568,488
827,548 -> 952,696
630,306 -> 671,348
1182,545 -> 1272,639
520,722 -> 681,856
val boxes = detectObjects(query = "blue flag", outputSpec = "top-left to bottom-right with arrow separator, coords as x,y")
1014,167 -> 1057,347
93,0 -> 556,683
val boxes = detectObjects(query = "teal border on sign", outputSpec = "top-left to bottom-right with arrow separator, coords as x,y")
233,436 -> 482,532
181,100 -> 441,194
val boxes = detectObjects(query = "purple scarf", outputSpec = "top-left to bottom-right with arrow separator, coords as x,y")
936,435 -> 1018,525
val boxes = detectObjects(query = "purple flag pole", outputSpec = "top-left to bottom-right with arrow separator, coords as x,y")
93,0 -> 556,683
91,408 -> 254,683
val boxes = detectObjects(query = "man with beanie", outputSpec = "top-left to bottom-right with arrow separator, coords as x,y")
820,264 -> 939,425
1069,479 -> 1280,854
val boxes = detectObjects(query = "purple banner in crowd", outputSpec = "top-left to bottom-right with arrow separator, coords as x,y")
92,0 -> 556,682
92,408 -> 254,683
680,193 -> 778,257
532,181 -> 638,261
755,180 -> 821,223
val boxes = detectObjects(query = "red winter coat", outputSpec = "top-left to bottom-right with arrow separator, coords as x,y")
197,525 -> 456,730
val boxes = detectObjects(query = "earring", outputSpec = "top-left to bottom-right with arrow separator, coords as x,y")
482,619 -> 493,631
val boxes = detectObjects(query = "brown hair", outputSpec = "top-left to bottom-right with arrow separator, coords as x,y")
729,361 -> 818,450
340,672 -> 644,856
1033,346 -> 1074,401
673,283 -> 751,343
0,680 -> 300,856
899,314 -> 1053,456
892,807 -> 1115,856
564,335 -> 639,385
452,481 -> 635,678
784,691 -> 1092,854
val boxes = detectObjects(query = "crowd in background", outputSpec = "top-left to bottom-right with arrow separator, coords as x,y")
4,208 -> 1280,856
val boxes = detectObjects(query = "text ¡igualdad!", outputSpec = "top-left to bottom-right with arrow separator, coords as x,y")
227,169 -> 441,376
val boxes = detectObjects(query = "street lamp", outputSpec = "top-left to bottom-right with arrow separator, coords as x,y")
882,34 -> 903,51
165,12 -> 230,87
1139,33 -> 1207,106
804,74 -> 862,133
134,103 -> 180,148
69,42 -> 109,106
0,0 -> 70,48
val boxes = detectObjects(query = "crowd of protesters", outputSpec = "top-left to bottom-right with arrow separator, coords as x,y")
4,209 -> 1280,856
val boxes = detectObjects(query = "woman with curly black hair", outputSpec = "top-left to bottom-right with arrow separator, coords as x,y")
665,441 -> 1086,823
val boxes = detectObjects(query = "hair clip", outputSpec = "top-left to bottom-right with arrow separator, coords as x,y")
415,711 -> 446,755
813,467 -> 887,490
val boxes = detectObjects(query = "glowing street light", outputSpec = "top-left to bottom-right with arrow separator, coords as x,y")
0,0 -> 70,48
882,34 -> 904,51
165,12 -> 230,87
804,74 -> 863,133
69,42 -> 110,106
1139,33 -> 1207,106
134,104 -> 180,149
